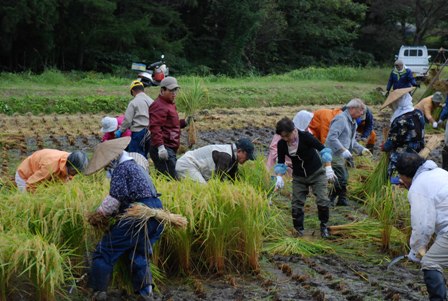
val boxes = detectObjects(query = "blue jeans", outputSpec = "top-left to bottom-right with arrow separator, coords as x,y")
150,146 -> 178,179
88,197 -> 164,295
128,129 -> 150,159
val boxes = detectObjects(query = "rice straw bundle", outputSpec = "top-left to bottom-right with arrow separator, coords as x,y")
419,134 -> 443,158
120,203 -> 188,229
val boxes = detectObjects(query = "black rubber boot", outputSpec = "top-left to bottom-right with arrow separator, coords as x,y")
442,145 -> 448,172
336,186 -> 349,206
424,270 -> 447,301
292,207 -> 305,236
317,206 -> 330,239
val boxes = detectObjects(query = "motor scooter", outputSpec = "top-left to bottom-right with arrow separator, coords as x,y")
131,54 -> 169,87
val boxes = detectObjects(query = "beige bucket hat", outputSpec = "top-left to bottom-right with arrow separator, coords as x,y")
84,137 -> 131,175
381,87 -> 415,110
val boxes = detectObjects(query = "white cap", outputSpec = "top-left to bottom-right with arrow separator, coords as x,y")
293,110 -> 314,131
100,117 -> 118,133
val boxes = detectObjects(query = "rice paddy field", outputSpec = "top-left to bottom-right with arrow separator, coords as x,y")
1,69 -> 447,300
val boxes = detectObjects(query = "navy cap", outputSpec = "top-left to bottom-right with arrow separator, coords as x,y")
235,138 -> 255,160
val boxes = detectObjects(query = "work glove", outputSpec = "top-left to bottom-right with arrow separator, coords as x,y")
341,149 -> 352,159
432,121 -> 438,129
362,148 -> 372,156
158,145 -> 169,160
186,116 -> 195,126
325,166 -> 337,182
115,129 -> 122,138
275,176 -> 284,190
407,249 -> 421,263
385,91 -> 390,98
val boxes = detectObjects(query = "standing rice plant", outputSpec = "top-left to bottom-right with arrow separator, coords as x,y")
237,155 -> 273,192
178,77 -> 209,147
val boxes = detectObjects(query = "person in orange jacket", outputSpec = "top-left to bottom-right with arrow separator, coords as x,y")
308,107 -> 376,151
15,149 -> 88,192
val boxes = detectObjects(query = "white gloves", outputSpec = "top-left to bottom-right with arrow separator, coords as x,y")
325,166 -> 337,182
407,249 -> 421,263
158,145 -> 169,160
433,121 -> 438,128
341,149 -> 352,159
275,176 -> 284,190
362,148 -> 372,156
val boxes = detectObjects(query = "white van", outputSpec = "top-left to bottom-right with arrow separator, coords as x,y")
395,45 -> 431,78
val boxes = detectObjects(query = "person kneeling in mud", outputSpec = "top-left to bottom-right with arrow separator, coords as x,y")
175,138 -> 255,183
274,117 -> 336,238
85,137 -> 163,301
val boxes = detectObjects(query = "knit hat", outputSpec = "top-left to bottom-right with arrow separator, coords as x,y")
433,92 -> 444,103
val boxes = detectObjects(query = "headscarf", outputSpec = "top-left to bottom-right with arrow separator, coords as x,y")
293,110 -> 314,131
390,93 -> 414,124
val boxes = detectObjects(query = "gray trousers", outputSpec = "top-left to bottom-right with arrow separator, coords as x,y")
421,232 -> 448,273
292,167 -> 331,210
331,156 -> 349,192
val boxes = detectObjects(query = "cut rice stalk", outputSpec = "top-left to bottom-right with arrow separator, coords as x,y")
419,134 -> 443,158
120,203 -> 188,229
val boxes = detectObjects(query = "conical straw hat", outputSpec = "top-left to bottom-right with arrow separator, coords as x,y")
380,87 -> 415,110
84,137 -> 131,175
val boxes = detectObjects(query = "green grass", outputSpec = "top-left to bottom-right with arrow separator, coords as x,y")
0,67 -> 393,115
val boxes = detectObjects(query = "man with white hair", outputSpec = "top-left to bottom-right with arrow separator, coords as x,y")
326,98 -> 372,206
386,59 -> 419,97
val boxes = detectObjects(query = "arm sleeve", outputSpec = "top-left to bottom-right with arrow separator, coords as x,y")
409,190 -> 436,253
302,131 -> 325,151
120,102 -> 134,131
97,195 -> 120,216
212,151 -> 236,180
362,110 -> 374,139
408,69 -> 417,86
352,139 -> 365,155
386,72 -> 394,91
440,103 -> 448,121
383,122 -> 399,152
149,102 -> 168,148
276,139 -> 287,164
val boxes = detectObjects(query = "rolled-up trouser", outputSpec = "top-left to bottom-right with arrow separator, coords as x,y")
292,167 -> 331,211
15,171 -> 27,192
175,157 -> 207,183
331,156 -> 348,193
128,129 -> 150,159
150,145 -> 178,179
89,197 -> 164,296
421,232 -> 448,273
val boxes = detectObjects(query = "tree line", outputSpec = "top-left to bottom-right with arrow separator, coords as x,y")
1,0 -> 447,75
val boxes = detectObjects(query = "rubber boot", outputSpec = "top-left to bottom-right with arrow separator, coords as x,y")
442,145 -> 448,172
292,207 -> 305,236
336,186 -> 349,206
366,143 -> 374,154
423,270 -> 447,301
317,206 -> 330,239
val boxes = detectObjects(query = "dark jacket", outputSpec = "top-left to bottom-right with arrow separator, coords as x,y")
277,130 -> 325,177
383,109 -> 425,153
149,95 -> 186,151
386,68 -> 417,91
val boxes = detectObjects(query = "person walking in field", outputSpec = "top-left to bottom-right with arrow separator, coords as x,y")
396,152 -> 448,301
381,88 -> 425,180
175,138 -> 255,183
115,80 -> 153,158
415,91 -> 444,128
274,117 -> 336,238
100,115 -> 131,142
149,76 -> 191,179
15,149 -> 88,192
385,59 -> 419,97
325,98 -> 372,206
85,137 -> 163,301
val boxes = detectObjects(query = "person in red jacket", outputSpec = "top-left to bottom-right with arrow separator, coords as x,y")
149,76 -> 188,179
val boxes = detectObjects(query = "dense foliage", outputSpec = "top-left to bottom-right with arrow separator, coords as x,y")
0,0 -> 447,74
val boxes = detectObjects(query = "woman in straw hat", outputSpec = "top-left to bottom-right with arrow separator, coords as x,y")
85,137 -> 162,301
381,88 -> 425,180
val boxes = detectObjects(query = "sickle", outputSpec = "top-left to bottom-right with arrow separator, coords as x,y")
387,255 -> 408,270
